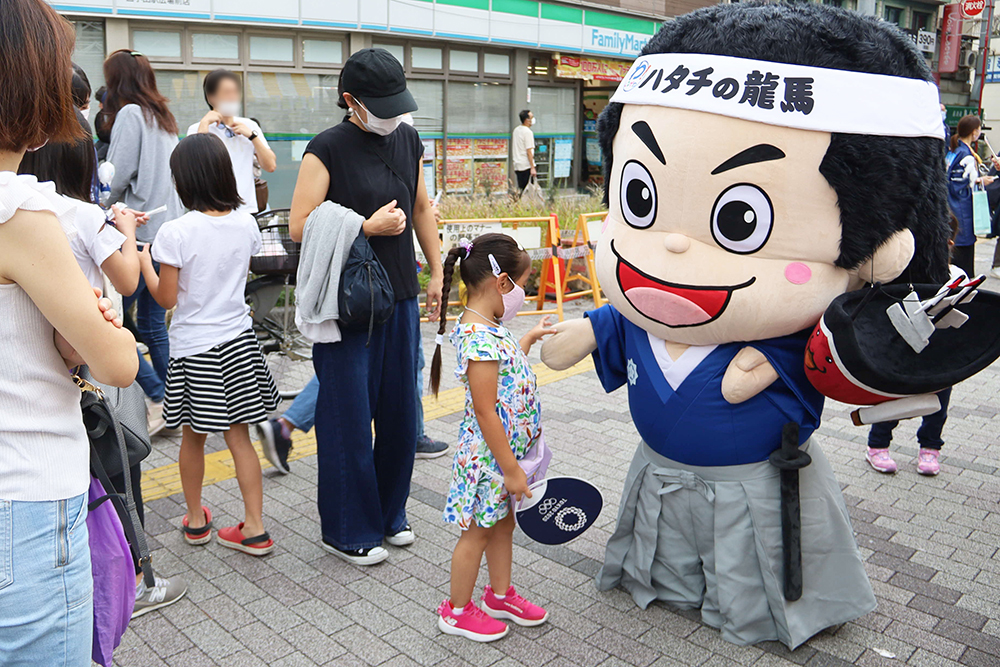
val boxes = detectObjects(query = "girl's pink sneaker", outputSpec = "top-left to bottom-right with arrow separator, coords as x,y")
481,585 -> 549,626
916,448 -> 941,476
866,448 -> 897,474
437,600 -> 508,642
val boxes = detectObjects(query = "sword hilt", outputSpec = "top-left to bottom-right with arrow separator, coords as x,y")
768,423 -> 811,470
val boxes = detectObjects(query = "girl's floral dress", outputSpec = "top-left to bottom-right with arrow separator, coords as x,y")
443,321 -> 542,529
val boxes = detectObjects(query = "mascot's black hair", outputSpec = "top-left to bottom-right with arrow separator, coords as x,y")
598,2 -> 952,284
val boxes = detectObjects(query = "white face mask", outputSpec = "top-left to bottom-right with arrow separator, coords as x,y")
530,117 -> 536,126
355,100 -> 404,136
216,100 -> 241,118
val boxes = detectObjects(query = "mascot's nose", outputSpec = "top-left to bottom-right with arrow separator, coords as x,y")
663,233 -> 691,254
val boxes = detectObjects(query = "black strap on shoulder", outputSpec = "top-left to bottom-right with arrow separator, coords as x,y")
370,143 -> 417,197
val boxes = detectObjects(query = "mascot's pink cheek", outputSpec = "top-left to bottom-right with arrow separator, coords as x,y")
784,262 -> 812,285
602,215 -> 611,234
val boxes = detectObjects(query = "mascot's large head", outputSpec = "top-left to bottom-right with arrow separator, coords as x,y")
596,2 -> 952,346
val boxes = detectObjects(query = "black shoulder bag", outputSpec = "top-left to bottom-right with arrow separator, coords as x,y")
338,231 -> 395,344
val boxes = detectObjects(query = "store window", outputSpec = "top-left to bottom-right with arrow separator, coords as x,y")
883,5 -> 903,26
450,50 -> 479,73
445,82 -> 511,194
822,0 -> 843,6
156,70 -> 215,133
192,33 -> 240,61
70,20 -> 106,110
412,46 -> 443,70
527,86 -> 576,187
249,35 -> 294,63
911,11 -> 932,31
303,39 -> 344,65
133,30 -> 182,60
409,80 -> 444,135
372,42 -> 405,65
484,53 -> 510,76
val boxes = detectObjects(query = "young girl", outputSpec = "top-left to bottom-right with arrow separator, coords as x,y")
139,133 -> 279,556
429,233 -> 554,642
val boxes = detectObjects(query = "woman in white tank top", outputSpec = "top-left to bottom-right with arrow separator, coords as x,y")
0,1 -> 138,664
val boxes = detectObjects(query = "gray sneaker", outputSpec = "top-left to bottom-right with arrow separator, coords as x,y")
132,574 -> 187,618
415,435 -> 449,459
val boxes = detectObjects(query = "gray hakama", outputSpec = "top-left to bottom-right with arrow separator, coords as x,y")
597,439 -> 876,649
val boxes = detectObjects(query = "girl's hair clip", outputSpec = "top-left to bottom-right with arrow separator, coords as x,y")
435,333 -> 444,346
488,253 -> 502,277
458,238 -> 473,259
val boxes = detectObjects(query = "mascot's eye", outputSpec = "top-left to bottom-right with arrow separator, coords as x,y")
825,356 -> 833,364
710,183 -> 773,254
620,160 -> 657,229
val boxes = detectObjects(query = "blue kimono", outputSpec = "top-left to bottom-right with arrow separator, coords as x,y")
586,305 -> 824,466
947,141 -> 976,247
587,305 -> 875,648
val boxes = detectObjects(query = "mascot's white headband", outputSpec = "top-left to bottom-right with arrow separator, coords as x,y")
611,53 -> 945,140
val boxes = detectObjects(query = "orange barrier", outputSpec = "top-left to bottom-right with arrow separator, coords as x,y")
556,212 -> 607,307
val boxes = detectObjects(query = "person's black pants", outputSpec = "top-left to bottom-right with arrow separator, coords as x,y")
109,463 -> 145,576
867,387 -> 952,451
515,169 -> 531,191
952,244 -> 975,278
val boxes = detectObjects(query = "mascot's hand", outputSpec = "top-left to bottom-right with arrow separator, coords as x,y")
722,347 -> 779,404
541,318 -> 597,370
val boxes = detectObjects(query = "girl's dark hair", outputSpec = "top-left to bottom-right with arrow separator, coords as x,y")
429,233 -> 531,395
18,109 -> 96,203
203,69 -> 241,108
103,49 -> 178,135
71,63 -> 91,109
0,0 -> 84,152
950,114 -> 982,151
169,133 -> 244,213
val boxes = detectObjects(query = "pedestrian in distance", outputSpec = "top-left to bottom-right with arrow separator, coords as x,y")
431,233 -> 555,642
138,133 -> 279,557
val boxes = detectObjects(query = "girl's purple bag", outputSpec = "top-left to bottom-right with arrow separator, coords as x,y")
88,476 -> 135,666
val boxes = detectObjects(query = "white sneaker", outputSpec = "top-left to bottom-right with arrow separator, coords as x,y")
386,526 -> 415,547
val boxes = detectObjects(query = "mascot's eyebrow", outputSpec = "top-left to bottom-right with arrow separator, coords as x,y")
631,121 -> 665,165
711,144 -> 786,175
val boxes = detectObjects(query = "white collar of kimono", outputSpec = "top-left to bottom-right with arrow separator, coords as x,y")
647,333 -> 717,391
611,53 -> 945,140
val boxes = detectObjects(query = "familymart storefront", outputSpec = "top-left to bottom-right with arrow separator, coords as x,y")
51,0 -> 659,206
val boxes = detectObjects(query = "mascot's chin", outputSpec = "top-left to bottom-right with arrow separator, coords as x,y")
541,1 -> 1000,650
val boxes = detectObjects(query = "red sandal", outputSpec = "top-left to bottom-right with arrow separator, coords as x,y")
182,506 -> 213,545
217,523 -> 274,556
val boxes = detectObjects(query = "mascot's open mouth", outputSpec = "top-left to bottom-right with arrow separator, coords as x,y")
612,241 -> 756,327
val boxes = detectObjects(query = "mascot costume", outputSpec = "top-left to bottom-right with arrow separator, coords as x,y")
541,2 -> 1000,649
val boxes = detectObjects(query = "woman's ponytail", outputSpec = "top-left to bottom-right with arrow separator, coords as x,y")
429,246 -> 463,396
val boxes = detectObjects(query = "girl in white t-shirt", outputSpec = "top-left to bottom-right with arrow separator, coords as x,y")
139,133 -> 279,556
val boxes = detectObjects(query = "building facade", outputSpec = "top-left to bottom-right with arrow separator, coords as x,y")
54,0 -> 703,207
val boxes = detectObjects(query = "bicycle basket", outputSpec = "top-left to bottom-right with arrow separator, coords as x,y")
251,223 -> 300,275
254,208 -> 290,230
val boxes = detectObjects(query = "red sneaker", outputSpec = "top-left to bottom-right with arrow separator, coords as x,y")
181,506 -> 213,545
437,600 -> 508,642
217,523 -> 274,556
481,585 -> 548,626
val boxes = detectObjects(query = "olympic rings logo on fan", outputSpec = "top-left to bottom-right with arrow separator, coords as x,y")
554,507 -> 587,532
538,498 -> 559,514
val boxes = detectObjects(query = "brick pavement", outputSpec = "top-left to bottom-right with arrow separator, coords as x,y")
112,240 -> 1000,667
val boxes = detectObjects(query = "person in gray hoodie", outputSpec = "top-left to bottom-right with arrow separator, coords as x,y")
104,49 -> 183,431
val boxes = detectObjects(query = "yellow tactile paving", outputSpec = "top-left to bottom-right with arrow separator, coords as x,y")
140,357 -> 595,501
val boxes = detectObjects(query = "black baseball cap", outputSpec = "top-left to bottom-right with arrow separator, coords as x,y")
340,48 -> 417,119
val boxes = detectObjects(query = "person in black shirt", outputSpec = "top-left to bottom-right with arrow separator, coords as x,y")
289,48 -> 443,566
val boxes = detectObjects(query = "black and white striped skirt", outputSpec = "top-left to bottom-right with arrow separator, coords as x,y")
163,329 -> 280,434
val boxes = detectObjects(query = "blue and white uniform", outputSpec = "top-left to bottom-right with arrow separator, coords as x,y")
586,305 -> 875,649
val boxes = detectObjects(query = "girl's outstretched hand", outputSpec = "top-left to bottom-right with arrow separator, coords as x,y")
137,243 -> 153,267
504,466 -> 533,503
521,315 -> 557,351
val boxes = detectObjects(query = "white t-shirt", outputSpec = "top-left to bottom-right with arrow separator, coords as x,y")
61,198 -> 127,290
152,210 -> 262,358
511,124 -> 535,172
185,117 -> 267,214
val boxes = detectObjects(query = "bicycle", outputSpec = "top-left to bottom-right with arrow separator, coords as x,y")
245,209 -> 314,399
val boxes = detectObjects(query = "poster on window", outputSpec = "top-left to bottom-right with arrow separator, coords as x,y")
554,138 -> 573,179
446,137 -> 473,158
422,139 -> 436,163
474,161 -> 508,193
445,158 -> 473,193
473,138 -> 508,159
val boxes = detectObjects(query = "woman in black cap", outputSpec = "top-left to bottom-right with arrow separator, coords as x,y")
289,48 -> 443,565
